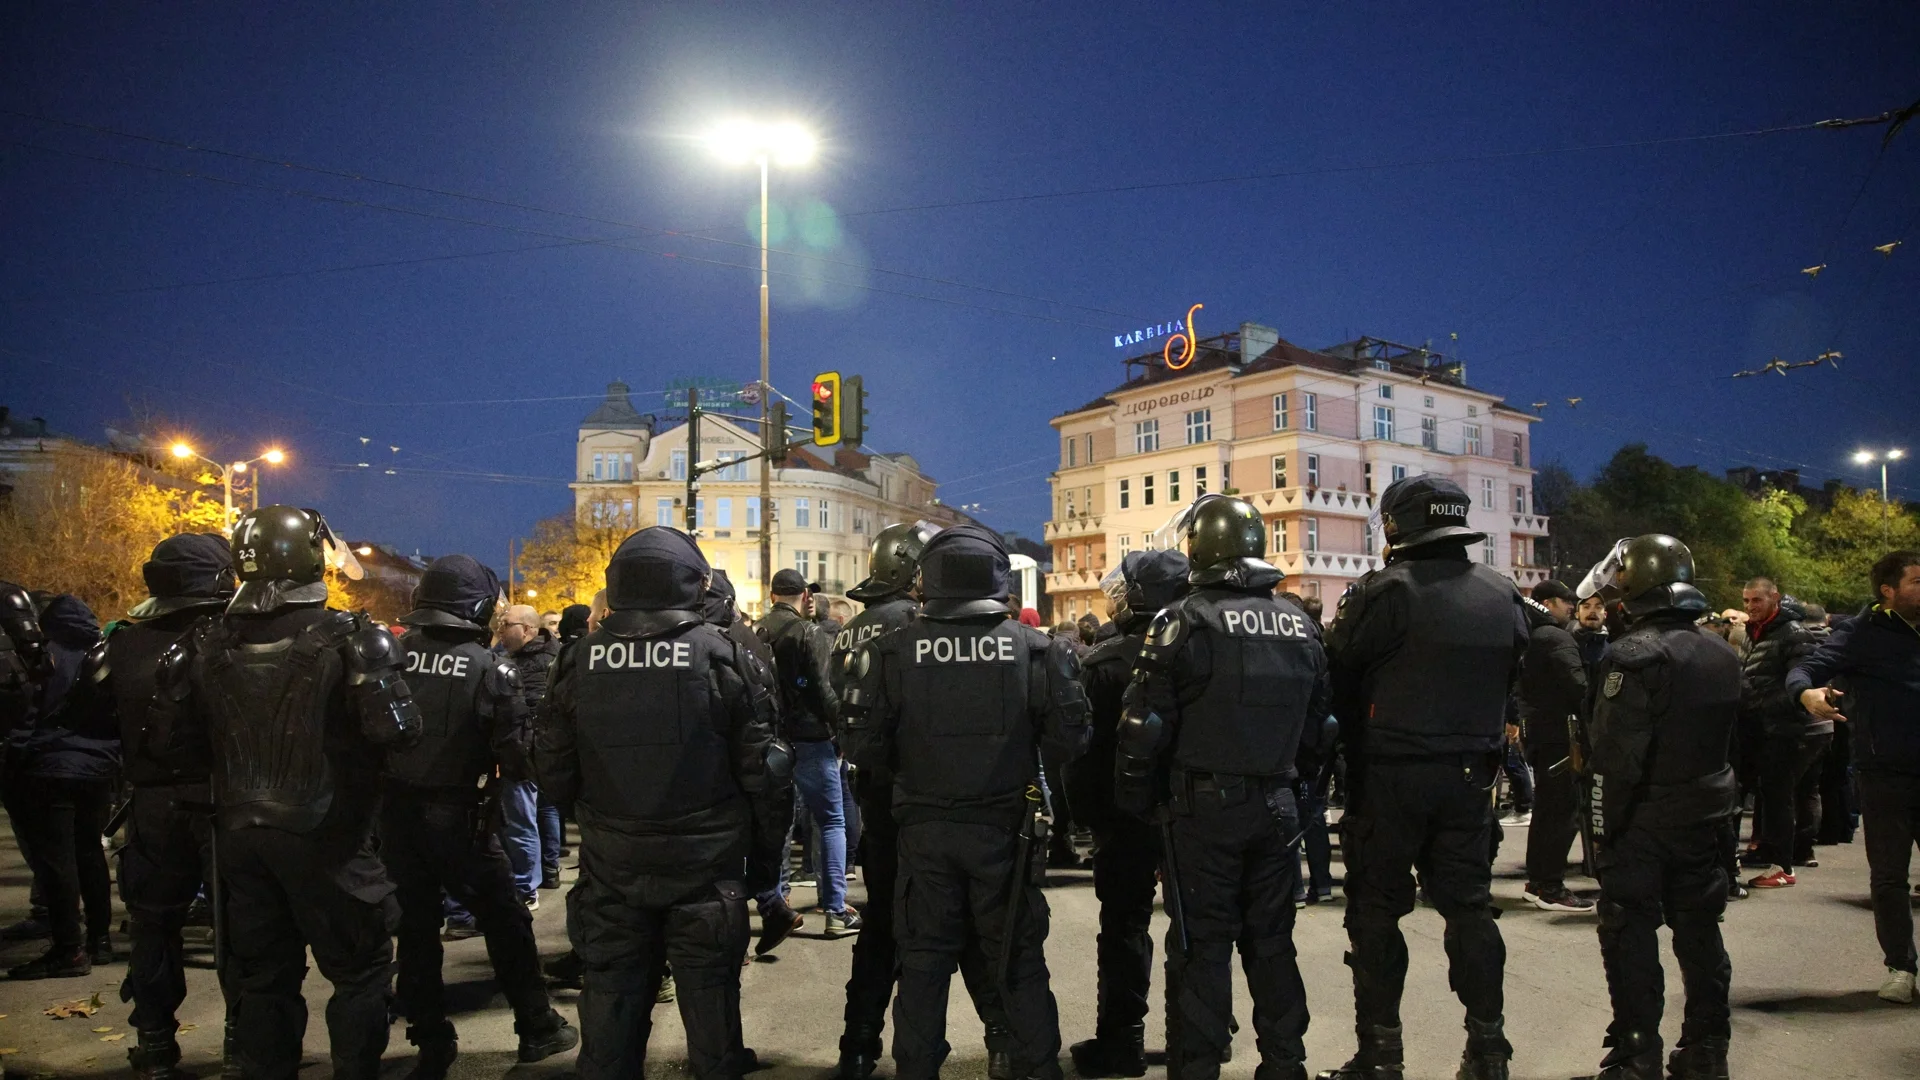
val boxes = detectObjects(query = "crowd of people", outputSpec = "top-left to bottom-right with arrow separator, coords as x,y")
0,475 -> 1915,1080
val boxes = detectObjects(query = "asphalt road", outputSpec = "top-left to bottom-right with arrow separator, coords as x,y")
0,815 -> 1913,1079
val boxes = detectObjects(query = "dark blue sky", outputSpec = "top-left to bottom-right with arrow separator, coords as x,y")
4,2 -> 1916,561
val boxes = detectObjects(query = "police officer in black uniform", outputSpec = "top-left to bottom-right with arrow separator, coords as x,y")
1320,476 -> 1529,1080
842,524 -> 1091,1080
1114,497 -> 1330,1080
63,534 -> 233,1078
1,580 -> 50,731
1573,536 -> 1737,1080
385,555 -> 577,1078
1065,548 -> 1190,1078
151,506 -> 421,1080
537,527 -> 789,1080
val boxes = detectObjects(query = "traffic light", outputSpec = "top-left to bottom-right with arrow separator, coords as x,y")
842,374 -> 866,447
811,371 -> 841,446
767,399 -> 791,465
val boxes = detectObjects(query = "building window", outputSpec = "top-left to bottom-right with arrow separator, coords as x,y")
819,499 -> 832,531
1373,404 -> 1395,442
1118,534 -> 1132,556
1511,434 -> 1524,467
1195,465 -> 1208,495
1306,454 -> 1320,488
1133,419 -> 1160,454
591,452 -> 604,480
1424,394 -> 1435,408
1514,486 -> 1527,514
1143,473 -> 1156,506
1118,478 -> 1130,509
1379,383 -> 1393,399
1273,393 -> 1289,430
1465,423 -> 1484,457
1305,517 -> 1319,552
1272,455 -> 1287,489
1067,544 -> 1077,570
1064,489 -> 1076,518
745,557 -> 759,580
793,550 -> 810,576
1185,408 -> 1212,444
1303,392 -> 1319,432
1365,525 -> 1376,556
1483,541 -> 1496,566
1066,437 -> 1077,467
670,449 -> 687,480
1418,415 -> 1436,450
747,497 -> 762,529
1168,470 -> 1181,503
1481,478 -> 1495,509
1085,433 -> 1094,463
655,498 -> 673,527
717,497 -> 733,528
1274,520 -> 1287,552
1468,405 -> 1479,417
1391,464 -> 1407,483
1372,358 -> 1392,371
1364,461 -> 1373,494
621,451 -> 634,480
714,451 -> 746,481
794,497 -> 811,528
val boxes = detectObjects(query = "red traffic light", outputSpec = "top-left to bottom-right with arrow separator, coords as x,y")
813,381 -> 834,402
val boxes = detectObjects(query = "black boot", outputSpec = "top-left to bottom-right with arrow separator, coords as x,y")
987,1022 -> 1015,1080
89,934 -> 114,966
1255,1061 -> 1310,1080
516,1008 -> 579,1063
1316,1024 -> 1404,1080
1016,1058 -> 1064,1080
1576,1031 -> 1662,1080
1665,1036 -> 1729,1080
1456,1016 -> 1512,1080
406,1021 -> 459,1080
837,1024 -> 884,1080
8,945 -> 90,980
1070,1024 -> 1147,1079
128,1029 -> 185,1080
222,1018 -> 244,1080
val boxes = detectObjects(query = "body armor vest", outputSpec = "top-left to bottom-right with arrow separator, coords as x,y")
386,632 -> 493,791
830,596 -> 916,695
195,614 -> 349,832
1172,591 -> 1319,776
1358,560 -> 1520,756
112,613 -> 211,786
892,617 -> 1037,806
571,621 -> 738,822
1639,622 -> 1741,823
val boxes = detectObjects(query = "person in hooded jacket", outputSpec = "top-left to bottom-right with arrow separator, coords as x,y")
1063,548 -> 1190,1078
3,592 -> 111,981
1572,536 -> 1739,1080
842,524 -> 1091,1080
385,555 -> 576,1078
148,505 -> 421,1080
536,527 -> 790,1080
1514,580 -> 1595,914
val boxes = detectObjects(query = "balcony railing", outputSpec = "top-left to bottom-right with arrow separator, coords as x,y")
1249,487 -> 1374,517
1510,514 -> 1551,535
1043,513 -> 1104,539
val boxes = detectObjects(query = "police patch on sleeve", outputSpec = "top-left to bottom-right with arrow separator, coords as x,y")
1603,671 -> 1624,699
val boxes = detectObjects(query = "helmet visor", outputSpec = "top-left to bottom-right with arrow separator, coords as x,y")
1098,562 -> 1128,617
310,511 -> 364,581
1148,503 -> 1199,554
1575,538 -> 1631,601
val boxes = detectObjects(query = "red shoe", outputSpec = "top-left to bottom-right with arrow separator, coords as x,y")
1749,866 -> 1796,889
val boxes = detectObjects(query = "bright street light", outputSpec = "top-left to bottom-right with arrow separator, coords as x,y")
264,448 -> 286,465
161,439 -> 292,527
705,119 -> 815,167
356,546 -> 374,557
1853,448 -> 1908,546
171,442 -> 194,459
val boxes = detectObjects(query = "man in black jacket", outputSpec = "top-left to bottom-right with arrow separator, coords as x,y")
495,604 -> 560,907
1789,549 -> 1920,1005
537,527 -> 789,1080
1065,549 -> 1189,1078
1516,581 -> 1594,913
1738,578 -> 1826,888
1320,476 -> 1529,1080
1574,535 -> 1739,1080
757,569 -> 860,934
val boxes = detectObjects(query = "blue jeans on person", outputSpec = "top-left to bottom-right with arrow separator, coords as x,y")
1503,740 -> 1534,811
537,796 -> 563,881
755,740 -> 848,914
497,780 -> 540,900
1293,787 -> 1333,896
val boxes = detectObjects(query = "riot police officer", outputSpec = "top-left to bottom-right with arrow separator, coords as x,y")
536,527 -> 789,1080
842,524 -> 1090,1080
386,555 -> 576,1078
1114,497 -> 1330,1080
1,579 -> 50,731
1574,536 -> 1737,1080
1321,476 -> 1529,1080
151,506 -> 421,1080
1065,548 -> 1190,1078
65,534 -> 232,1078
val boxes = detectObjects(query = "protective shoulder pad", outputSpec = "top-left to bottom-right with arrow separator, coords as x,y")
156,638 -> 195,697
487,659 -> 522,696
1606,631 -> 1665,672
842,642 -> 875,685
81,639 -> 112,685
343,623 -> 403,673
1044,633 -> 1083,681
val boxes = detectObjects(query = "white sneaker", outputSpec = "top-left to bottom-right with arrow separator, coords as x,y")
525,894 -> 541,913
1879,968 -> 1916,1004
1500,810 -> 1532,826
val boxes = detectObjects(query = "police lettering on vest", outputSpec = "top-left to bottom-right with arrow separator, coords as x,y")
404,651 -> 472,678
913,634 -> 1019,664
1430,501 -> 1468,519
835,622 -> 891,654
1220,608 -> 1311,639
588,640 -> 693,671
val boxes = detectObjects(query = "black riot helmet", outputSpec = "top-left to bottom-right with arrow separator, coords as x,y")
228,505 -> 360,615
848,521 -> 935,603
1589,533 -> 1708,620
0,580 -> 49,678
606,526 -> 709,612
916,523 -> 1013,619
402,554 -> 502,632
1099,549 -> 1191,632
1376,474 -> 1485,553
1182,494 -> 1279,587
127,533 -> 237,620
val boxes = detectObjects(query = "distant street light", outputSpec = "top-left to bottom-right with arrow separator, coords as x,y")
166,441 -> 291,529
704,117 -> 815,615
1853,448 -> 1907,547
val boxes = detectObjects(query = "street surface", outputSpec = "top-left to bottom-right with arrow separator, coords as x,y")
0,815 -> 1912,1079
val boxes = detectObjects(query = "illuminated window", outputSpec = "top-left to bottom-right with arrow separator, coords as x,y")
1421,416 -> 1438,450
1168,470 -> 1180,503
1272,456 -> 1287,489
1303,393 -> 1318,432
1273,393 -> 1289,430
1118,479 -> 1130,509
1306,454 -> 1320,488
795,497 -> 811,528
1143,473 -> 1156,506
1185,408 -> 1212,444
1134,419 -> 1160,454
1465,423 -> 1484,456
1373,405 -> 1394,442
655,498 -> 673,527
1195,465 -> 1208,495
1481,478 -> 1495,509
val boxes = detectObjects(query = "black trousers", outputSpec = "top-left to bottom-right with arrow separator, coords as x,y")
1341,758 -> 1505,1030
1091,812 -> 1160,1037
841,793 -> 1001,1057
8,775 -> 113,949
1816,723 -> 1857,844
1857,773 -> 1920,974
119,784 -> 218,1035
222,823 -> 397,1080
1756,732 -> 1830,869
894,820 -> 1059,1080
569,872 -> 748,1080
382,792 -> 551,1036
1524,746 -> 1581,888
1162,782 -> 1307,1080
1595,821 -> 1731,1047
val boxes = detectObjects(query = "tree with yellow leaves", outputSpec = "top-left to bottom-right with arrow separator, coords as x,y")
514,500 -> 633,608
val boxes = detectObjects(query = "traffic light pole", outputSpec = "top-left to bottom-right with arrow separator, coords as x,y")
757,154 -> 773,614
684,386 -> 702,534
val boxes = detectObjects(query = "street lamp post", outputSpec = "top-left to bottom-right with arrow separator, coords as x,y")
706,119 -> 814,614
170,443 -> 287,532
1852,447 -> 1907,547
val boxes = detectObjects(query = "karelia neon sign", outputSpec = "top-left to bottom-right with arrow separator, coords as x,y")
1113,303 -> 1205,371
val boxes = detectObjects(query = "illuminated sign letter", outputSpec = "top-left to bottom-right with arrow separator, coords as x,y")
1163,303 -> 1204,370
